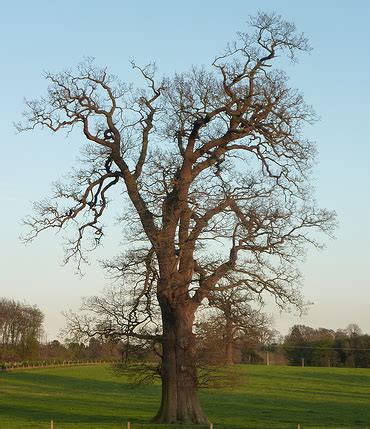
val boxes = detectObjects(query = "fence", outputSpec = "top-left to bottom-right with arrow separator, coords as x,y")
0,359 -> 118,371
0,424 -> 332,429
0,423 -> 356,429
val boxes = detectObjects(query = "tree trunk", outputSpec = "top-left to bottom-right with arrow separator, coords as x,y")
152,301 -> 208,424
224,320 -> 234,365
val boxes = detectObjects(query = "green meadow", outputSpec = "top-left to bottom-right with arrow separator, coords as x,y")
0,364 -> 370,428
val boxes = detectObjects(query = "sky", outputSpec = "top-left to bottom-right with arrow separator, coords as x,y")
0,1 -> 369,339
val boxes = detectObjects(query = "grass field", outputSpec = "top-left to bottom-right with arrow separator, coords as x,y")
0,364 -> 370,428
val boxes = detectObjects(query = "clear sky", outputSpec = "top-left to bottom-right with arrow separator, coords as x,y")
1,1 -> 369,339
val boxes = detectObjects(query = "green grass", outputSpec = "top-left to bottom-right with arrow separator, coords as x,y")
1,364 -> 370,428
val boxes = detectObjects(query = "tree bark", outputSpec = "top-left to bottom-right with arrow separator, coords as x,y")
224,320 -> 234,365
152,300 -> 208,424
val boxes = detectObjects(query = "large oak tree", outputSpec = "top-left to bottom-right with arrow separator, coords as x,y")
18,13 -> 335,424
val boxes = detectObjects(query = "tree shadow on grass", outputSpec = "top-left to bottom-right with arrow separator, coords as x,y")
0,371 -> 159,424
201,386 -> 370,427
1,369 -> 370,427
251,366 -> 370,387
1,371 -> 130,393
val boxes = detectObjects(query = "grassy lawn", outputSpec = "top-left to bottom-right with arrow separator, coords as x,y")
0,364 -> 370,428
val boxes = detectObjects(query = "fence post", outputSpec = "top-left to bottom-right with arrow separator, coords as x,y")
210,423 -> 213,429
50,420 -> 54,429
297,424 -> 301,429
127,421 -> 131,429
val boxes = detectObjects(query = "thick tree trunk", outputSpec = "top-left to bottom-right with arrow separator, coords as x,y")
152,302 -> 208,424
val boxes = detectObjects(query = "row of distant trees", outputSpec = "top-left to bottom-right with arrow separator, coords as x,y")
0,298 -> 43,361
283,324 -> 370,368
64,286 -> 370,369
2,296 -> 369,368
39,338 -> 122,362
0,297 -> 122,362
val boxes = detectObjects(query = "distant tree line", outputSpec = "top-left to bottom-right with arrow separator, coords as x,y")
38,338 -> 123,362
283,324 -> 370,368
2,296 -> 369,369
0,298 -> 43,360
0,297 -> 123,364
64,287 -> 370,369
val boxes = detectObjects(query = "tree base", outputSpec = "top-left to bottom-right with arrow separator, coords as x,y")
151,390 -> 208,424
151,413 -> 209,425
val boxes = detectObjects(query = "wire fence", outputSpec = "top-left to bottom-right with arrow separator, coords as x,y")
0,359 -> 119,371
0,423 -> 365,429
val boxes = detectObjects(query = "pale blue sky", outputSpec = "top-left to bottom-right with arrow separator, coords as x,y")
1,1 -> 369,338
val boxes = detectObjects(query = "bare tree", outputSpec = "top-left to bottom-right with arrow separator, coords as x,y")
63,281 -> 162,363
202,288 -> 273,365
18,13 -> 335,424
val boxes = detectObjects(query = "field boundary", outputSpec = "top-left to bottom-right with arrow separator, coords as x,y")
1,359 -> 117,372
0,422 -> 364,429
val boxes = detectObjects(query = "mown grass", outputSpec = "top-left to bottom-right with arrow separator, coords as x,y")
0,364 -> 370,428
